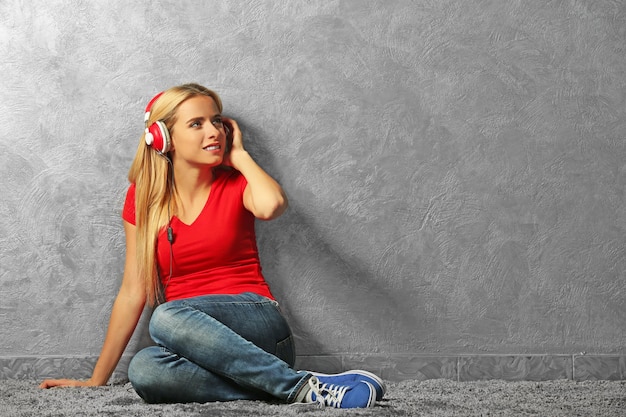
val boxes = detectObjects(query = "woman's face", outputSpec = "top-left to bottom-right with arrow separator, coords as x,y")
170,95 -> 227,168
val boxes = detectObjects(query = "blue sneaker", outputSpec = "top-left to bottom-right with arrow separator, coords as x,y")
310,370 -> 386,400
304,376 -> 376,408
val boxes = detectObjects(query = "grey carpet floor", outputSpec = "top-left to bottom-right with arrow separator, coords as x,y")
2,379 -> 624,416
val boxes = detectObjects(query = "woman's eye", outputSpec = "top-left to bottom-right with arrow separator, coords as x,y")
190,121 -> 201,128
212,118 -> 223,127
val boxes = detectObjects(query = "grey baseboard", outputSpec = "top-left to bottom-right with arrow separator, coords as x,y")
2,354 -> 624,382
294,354 -> 626,382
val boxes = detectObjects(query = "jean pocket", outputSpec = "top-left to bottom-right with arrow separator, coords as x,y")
275,334 -> 295,367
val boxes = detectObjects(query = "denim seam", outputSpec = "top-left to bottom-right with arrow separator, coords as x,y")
287,373 -> 314,403
180,299 -> 274,308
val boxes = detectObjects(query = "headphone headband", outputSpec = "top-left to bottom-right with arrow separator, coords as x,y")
144,91 -> 164,124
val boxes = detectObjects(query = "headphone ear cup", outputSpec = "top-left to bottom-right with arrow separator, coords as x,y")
145,120 -> 171,154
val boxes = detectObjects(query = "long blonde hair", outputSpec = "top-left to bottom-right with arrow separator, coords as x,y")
128,83 -> 223,306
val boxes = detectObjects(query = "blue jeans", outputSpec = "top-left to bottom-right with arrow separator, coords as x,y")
128,292 -> 311,404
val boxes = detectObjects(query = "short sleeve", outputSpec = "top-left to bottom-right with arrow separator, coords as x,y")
122,183 -> 136,225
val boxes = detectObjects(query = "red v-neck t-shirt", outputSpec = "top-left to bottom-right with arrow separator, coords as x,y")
122,170 -> 274,302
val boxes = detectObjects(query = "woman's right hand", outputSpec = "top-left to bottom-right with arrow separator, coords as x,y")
39,378 -> 99,389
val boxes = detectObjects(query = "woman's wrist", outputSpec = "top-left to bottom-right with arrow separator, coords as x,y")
227,149 -> 252,171
85,377 -> 104,386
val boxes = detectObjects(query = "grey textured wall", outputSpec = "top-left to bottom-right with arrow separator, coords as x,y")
1,0 -> 625,381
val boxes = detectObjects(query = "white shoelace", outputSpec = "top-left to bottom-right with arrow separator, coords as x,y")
307,376 -> 348,408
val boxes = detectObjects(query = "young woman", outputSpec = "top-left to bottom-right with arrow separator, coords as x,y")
40,83 -> 385,408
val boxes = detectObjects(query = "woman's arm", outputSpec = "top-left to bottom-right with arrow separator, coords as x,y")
223,117 -> 288,220
40,220 -> 146,388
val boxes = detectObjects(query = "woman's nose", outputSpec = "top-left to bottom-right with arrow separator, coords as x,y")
206,123 -> 221,138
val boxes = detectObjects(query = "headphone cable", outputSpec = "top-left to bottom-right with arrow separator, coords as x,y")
161,153 -> 175,296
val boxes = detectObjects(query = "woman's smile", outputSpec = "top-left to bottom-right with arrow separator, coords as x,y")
203,144 -> 221,152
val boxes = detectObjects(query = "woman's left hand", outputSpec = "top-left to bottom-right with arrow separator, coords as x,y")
219,116 -> 287,220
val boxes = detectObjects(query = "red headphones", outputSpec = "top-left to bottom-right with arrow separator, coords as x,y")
144,92 -> 172,154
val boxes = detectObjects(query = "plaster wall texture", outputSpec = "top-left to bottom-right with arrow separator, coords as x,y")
1,0 -> 625,380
